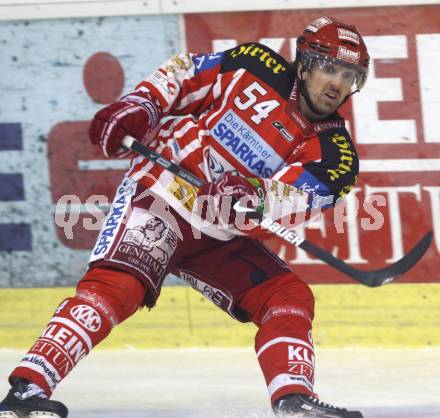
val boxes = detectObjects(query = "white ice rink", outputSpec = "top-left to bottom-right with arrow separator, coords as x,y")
1,348 -> 439,418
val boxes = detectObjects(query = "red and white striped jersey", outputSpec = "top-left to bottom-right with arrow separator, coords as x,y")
125,43 -> 359,240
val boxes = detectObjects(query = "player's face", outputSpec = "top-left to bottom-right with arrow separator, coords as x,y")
303,61 -> 356,116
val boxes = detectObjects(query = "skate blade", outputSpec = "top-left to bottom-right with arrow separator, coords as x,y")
0,412 -> 62,418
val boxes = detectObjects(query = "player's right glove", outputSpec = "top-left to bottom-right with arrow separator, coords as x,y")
195,172 -> 266,233
88,91 -> 160,158
195,172 -> 312,239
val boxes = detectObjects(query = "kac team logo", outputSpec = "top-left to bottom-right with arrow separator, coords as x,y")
70,305 -> 102,332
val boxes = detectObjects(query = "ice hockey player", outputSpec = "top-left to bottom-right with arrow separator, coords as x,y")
0,16 -> 369,418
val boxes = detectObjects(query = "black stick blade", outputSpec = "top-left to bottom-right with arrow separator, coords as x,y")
300,232 -> 433,287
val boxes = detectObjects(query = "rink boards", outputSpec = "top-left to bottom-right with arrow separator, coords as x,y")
1,283 -> 439,349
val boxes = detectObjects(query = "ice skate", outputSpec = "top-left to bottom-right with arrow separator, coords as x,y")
0,378 -> 68,418
272,394 -> 363,418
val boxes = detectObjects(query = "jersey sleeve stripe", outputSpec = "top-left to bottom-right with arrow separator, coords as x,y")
271,165 -> 292,181
212,73 -> 223,101
138,82 -> 172,111
174,83 -> 214,110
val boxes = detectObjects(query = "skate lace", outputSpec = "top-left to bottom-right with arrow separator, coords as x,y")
14,383 -> 48,401
307,396 -> 345,411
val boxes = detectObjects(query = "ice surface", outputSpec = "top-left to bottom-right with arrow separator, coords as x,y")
1,348 -> 439,418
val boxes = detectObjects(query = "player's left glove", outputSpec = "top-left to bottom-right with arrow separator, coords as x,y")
196,172 -> 266,231
88,91 -> 159,158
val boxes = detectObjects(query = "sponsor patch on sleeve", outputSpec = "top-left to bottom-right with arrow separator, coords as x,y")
293,171 -> 334,209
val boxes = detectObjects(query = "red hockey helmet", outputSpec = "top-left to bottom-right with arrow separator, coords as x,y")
296,16 -> 370,91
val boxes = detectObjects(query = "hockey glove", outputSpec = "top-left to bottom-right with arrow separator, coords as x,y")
89,92 -> 160,158
196,172 -> 266,230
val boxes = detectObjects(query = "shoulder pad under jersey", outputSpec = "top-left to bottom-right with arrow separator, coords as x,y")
221,42 -> 294,99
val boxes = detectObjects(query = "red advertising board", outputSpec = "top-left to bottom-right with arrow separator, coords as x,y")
184,6 -> 440,283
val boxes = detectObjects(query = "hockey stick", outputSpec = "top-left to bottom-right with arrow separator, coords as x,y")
122,136 -> 432,287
